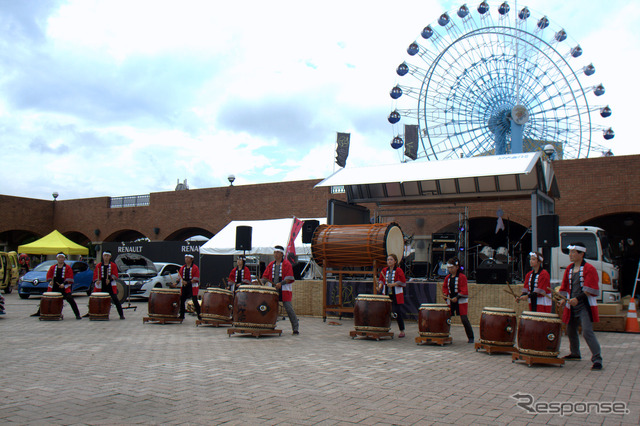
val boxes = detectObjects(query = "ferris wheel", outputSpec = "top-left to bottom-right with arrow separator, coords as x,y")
388,1 -> 615,161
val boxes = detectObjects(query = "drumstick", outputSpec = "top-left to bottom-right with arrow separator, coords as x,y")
505,283 -> 519,299
503,289 -> 518,301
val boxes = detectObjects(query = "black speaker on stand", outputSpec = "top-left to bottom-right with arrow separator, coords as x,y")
236,226 -> 252,251
302,220 -> 320,244
537,214 -> 559,247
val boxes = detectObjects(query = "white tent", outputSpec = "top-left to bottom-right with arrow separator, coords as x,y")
200,217 -> 326,256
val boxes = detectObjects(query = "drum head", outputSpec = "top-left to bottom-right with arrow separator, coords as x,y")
385,225 -> 404,262
419,303 -> 449,310
91,292 -> 110,297
43,292 -> 62,297
206,288 -> 233,296
355,294 -> 391,302
483,307 -> 516,313
522,311 -> 560,319
495,247 -> 508,263
115,281 -> 129,303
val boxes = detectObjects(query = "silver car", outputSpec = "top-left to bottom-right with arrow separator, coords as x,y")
115,254 -> 181,299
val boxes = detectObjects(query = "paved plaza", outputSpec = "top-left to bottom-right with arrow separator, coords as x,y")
1,292 -> 639,425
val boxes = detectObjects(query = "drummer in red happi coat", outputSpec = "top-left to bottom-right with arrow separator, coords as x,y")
175,254 -> 201,320
442,257 -> 475,343
30,252 -> 82,320
516,251 -> 552,313
89,251 -> 125,319
377,254 -> 407,337
227,256 -> 251,293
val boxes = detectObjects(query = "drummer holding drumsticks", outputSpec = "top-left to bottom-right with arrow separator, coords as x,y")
557,243 -> 602,370
227,256 -> 251,293
377,254 -> 407,338
261,245 -> 299,335
442,257 -> 475,343
90,251 -> 125,320
173,254 -> 202,321
516,251 -> 552,313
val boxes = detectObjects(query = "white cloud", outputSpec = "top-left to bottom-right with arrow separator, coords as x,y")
0,0 -> 637,201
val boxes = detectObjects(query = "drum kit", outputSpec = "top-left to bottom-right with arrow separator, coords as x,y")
478,245 -> 509,263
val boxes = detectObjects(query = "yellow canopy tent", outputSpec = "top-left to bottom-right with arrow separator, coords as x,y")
18,230 -> 89,256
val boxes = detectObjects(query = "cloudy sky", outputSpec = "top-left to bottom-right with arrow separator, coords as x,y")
1,0 -> 638,200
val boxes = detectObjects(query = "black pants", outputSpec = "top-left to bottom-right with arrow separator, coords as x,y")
389,293 -> 405,331
460,315 -> 474,340
450,302 -> 474,340
179,285 -> 200,318
392,302 -> 405,331
101,284 -> 125,319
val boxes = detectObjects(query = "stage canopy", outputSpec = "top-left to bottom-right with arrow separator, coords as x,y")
315,152 -> 559,203
18,230 -> 89,256
200,218 -> 325,256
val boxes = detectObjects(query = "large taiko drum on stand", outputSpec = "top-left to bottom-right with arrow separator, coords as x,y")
418,303 -> 451,337
516,311 -> 563,357
201,288 -> 234,322
311,223 -> 404,267
89,292 -> 111,320
479,307 -> 517,346
353,294 -> 392,332
148,288 -> 180,319
40,292 -> 64,320
232,285 -> 279,329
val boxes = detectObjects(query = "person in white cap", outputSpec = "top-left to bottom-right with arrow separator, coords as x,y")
89,251 -> 125,319
261,245 -> 299,335
30,252 -> 81,319
517,251 -> 552,312
177,253 -> 201,320
558,242 -> 602,370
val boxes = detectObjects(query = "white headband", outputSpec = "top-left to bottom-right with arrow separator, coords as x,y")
529,252 -> 544,261
567,244 -> 586,253
103,251 -> 111,256
185,253 -> 195,258
274,248 -> 284,254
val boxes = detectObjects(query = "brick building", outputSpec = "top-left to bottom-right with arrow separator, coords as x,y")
1,154 -> 639,293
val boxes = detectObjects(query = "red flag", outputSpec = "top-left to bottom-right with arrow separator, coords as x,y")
285,217 -> 304,263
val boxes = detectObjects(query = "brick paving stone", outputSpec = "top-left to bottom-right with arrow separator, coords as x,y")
2,293 -> 639,424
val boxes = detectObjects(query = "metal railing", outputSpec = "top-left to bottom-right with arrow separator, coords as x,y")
110,194 -> 150,208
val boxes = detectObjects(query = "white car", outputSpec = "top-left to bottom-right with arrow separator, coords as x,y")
115,254 -> 181,299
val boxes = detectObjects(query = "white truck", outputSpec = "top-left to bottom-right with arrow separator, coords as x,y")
549,226 -> 620,303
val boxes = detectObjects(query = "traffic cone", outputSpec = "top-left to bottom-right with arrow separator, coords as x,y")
625,297 -> 640,333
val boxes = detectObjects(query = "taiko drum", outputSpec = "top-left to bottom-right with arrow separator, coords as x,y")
40,292 -> 64,319
311,223 -> 404,267
479,307 -> 517,346
516,311 -> 563,357
418,303 -> 451,337
201,288 -> 234,322
89,292 -> 111,320
148,288 -> 181,319
354,294 -> 392,332
232,285 -> 279,329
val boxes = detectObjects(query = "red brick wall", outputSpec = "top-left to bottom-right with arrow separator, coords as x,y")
1,154 -> 639,246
